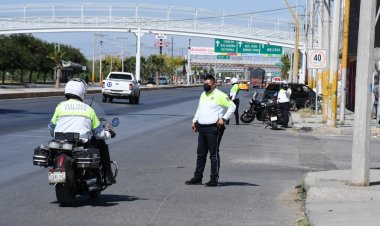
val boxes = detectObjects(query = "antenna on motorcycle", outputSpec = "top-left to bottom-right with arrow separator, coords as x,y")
89,96 -> 95,107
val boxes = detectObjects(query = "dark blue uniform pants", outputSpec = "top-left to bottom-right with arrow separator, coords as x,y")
279,102 -> 289,126
194,125 -> 224,180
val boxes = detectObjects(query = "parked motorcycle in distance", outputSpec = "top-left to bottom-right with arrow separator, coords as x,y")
33,102 -> 119,206
263,100 -> 289,130
304,94 -> 322,112
240,92 -> 267,123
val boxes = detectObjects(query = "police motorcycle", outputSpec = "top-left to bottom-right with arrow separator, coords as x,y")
262,99 -> 287,130
32,100 -> 119,206
240,92 -> 267,123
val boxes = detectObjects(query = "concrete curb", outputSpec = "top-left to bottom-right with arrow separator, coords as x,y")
0,84 -> 202,100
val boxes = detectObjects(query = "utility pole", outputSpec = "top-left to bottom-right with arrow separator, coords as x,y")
92,34 -> 95,83
121,41 -> 124,72
352,0 -> 377,186
300,0 -> 308,85
134,27 -> 143,83
327,0 -> 342,127
322,0 -> 330,121
187,38 -> 191,85
284,0 -> 299,83
339,0 -> 351,124
110,54 -> 113,73
95,34 -> 107,84
117,37 -> 127,72
159,39 -> 163,55
99,40 -> 103,85
308,0 -> 315,88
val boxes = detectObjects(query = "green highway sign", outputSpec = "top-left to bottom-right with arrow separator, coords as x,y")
237,41 -> 260,54
214,39 -> 237,53
214,39 -> 283,55
260,44 -> 283,55
217,55 -> 230,59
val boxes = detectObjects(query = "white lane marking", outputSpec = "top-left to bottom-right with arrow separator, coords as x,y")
10,135 -> 47,138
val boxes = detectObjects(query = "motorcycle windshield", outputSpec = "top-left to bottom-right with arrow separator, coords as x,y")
84,99 -> 107,123
84,98 -> 119,128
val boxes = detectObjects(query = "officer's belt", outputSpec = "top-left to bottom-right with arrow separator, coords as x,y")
198,123 -> 217,128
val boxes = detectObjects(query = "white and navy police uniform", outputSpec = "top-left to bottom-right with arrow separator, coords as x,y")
192,88 -> 236,181
48,98 -> 114,181
277,86 -> 292,127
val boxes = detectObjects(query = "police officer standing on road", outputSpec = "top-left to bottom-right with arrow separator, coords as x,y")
185,74 -> 236,187
226,77 -> 240,125
277,83 -> 292,128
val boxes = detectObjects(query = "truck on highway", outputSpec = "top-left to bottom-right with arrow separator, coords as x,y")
249,68 -> 265,88
102,72 -> 141,104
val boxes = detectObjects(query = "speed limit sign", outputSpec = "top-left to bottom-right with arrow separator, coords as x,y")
308,49 -> 327,69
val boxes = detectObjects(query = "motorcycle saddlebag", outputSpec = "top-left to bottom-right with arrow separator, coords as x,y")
74,148 -> 100,169
33,145 -> 49,167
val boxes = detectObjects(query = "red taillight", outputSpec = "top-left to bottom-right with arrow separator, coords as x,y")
129,83 -> 133,90
102,81 -> 105,88
57,155 -> 66,168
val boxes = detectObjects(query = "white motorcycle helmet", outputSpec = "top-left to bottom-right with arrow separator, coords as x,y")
231,77 -> 239,84
64,78 -> 87,101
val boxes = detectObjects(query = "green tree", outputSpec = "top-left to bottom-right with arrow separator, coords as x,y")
281,54 -> 291,80
147,54 -> 165,84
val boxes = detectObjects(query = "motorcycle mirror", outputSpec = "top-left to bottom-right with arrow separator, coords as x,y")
112,118 -> 120,127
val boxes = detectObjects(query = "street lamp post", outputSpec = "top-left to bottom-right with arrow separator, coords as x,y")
187,38 -> 191,85
99,40 -> 103,85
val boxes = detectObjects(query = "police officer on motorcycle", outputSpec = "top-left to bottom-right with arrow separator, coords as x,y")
48,78 -> 116,185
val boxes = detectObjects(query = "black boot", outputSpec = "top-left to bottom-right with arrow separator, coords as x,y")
205,178 -> 218,187
105,171 -> 116,185
185,177 -> 202,185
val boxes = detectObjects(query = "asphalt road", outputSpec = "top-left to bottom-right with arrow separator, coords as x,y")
2,85 -> 380,225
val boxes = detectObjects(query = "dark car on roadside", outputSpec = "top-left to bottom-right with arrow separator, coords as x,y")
263,83 -> 316,111
146,77 -> 156,85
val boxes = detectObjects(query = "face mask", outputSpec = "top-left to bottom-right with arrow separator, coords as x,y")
203,84 -> 212,92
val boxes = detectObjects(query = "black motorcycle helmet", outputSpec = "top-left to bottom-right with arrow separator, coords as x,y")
281,82 -> 289,90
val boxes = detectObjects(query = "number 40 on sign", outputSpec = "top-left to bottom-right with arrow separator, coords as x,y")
308,49 -> 327,69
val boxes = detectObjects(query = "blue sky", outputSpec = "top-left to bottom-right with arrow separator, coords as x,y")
1,0 -> 301,58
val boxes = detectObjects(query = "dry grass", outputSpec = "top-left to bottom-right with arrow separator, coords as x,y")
298,108 -> 314,118
294,183 -> 311,226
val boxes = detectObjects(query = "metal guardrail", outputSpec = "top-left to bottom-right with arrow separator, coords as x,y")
0,3 -> 303,48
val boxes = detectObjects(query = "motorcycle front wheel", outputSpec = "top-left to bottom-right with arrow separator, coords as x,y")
240,112 -> 255,123
55,158 -> 76,207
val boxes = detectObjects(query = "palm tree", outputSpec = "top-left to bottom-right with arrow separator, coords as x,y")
49,49 -> 66,89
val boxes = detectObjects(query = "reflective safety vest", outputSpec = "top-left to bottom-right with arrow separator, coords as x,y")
229,83 -> 240,100
193,88 -> 236,125
48,99 -> 101,141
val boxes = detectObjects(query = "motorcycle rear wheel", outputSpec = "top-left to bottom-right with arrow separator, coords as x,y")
271,121 -> 278,130
55,158 -> 76,207
240,112 -> 254,123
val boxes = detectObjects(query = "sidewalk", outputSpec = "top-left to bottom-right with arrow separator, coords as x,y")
291,108 -> 380,137
290,109 -> 380,226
